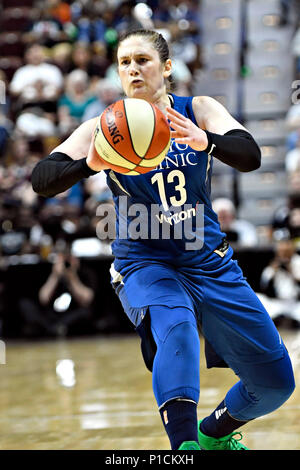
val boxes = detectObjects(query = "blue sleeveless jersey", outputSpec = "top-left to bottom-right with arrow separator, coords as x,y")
105,93 -> 231,266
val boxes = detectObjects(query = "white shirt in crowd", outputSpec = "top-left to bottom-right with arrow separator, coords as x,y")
10,63 -> 64,97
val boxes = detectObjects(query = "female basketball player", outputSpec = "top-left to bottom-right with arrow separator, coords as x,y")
32,29 -> 295,450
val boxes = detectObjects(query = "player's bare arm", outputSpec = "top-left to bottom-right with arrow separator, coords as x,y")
31,117 -> 112,197
192,96 -> 246,134
166,96 -> 261,172
52,117 -> 109,172
52,117 -> 97,159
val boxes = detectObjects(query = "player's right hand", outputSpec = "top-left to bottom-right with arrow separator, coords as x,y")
86,124 -> 110,172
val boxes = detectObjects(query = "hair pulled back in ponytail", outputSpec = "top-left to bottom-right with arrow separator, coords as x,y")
117,29 -> 174,90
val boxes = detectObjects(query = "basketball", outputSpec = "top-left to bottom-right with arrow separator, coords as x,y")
93,98 -> 171,175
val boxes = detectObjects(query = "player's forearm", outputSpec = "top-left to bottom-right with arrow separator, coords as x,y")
205,129 -> 261,172
31,152 -> 98,197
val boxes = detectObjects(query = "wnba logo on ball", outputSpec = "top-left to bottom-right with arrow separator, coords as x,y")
94,99 -> 170,175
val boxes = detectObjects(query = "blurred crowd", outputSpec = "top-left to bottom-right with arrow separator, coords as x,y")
279,0 -> 300,252
0,0 -> 202,261
0,0 -> 202,337
250,0 -> 300,328
211,0 -> 300,329
0,0 -> 300,337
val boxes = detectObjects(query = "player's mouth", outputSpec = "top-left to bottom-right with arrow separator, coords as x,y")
131,79 -> 144,86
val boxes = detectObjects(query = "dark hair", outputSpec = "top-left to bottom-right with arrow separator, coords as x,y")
118,29 -> 170,64
117,29 -> 174,89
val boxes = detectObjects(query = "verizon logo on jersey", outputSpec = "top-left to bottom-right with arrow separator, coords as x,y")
155,206 -> 196,225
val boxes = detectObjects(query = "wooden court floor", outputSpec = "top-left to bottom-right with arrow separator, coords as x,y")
0,328 -> 300,450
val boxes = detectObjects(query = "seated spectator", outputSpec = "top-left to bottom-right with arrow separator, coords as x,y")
51,42 -> 73,74
286,128 -> 300,153
131,2 -> 155,30
10,44 -> 63,104
71,43 -> 92,72
82,78 -> 121,121
0,125 -> 9,159
279,0 -> 300,26
272,192 -> 300,248
48,0 -> 72,24
15,110 -> 57,139
112,1 -> 144,34
36,204 -> 65,244
170,57 -> 193,94
286,133 -> 300,172
212,197 -> 258,247
0,135 -> 38,208
258,233 -> 300,325
0,201 -> 40,258
58,69 -> 96,135
288,168 -> 300,194
291,18 -> 300,77
90,41 -> 110,78
285,103 -> 300,131
288,171 -> 300,247
83,171 -> 114,245
70,43 -> 107,82
0,70 -> 13,157
37,196 -> 87,246
46,183 -> 84,211
18,248 -> 96,337
152,0 -> 202,73
0,69 -> 12,120
23,3 -> 69,48
75,6 -> 108,45
75,4 -> 104,44
104,62 -> 125,94
74,2 -> 121,55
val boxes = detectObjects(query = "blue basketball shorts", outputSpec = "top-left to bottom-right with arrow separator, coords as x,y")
110,254 -> 285,372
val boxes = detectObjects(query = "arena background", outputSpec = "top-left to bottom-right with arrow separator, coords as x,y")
0,0 -> 300,451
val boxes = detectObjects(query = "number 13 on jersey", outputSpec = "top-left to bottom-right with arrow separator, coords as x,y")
151,170 -> 187,211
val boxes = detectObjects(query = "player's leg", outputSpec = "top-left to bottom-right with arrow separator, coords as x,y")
198,259 -> 295,449
149,305 -> 200,450
110,260 -> 201,450
198,345 -> 294,449
223,344 -> 294,421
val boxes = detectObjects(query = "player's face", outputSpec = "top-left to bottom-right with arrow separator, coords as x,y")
117,36 -> 171,101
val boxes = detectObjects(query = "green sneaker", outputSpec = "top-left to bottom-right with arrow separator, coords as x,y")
198,420 -> 249,450
178,441 -> 201,450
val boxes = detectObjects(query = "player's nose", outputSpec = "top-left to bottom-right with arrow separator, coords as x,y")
129,63 -> 140,76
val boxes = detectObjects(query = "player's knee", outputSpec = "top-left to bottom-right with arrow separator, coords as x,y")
258,379 -> 294,415
163,321 -> 200,362
268,352 -> 295,407
232,348 -> 295,421
270,371 -> 295,406
153,321 -> 200,406
255,354 -> 295,412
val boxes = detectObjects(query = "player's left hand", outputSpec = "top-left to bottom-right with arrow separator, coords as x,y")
166,106 -> 208,151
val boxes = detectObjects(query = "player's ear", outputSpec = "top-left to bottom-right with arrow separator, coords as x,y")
163,59 -> 172,79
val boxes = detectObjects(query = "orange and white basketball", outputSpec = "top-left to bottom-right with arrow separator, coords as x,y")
93,98 -> 171,175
